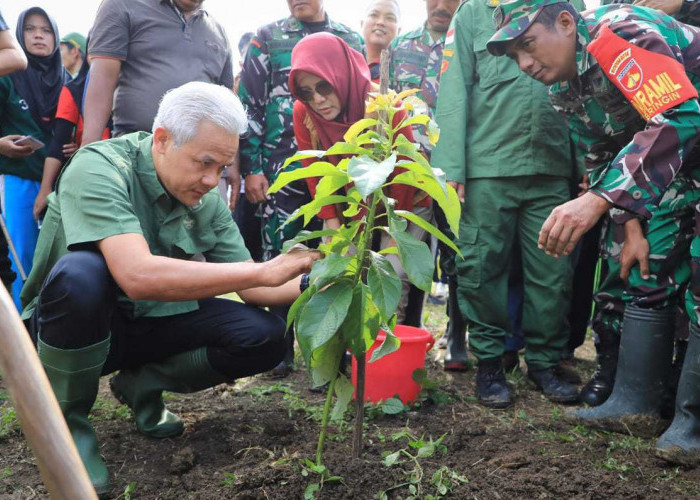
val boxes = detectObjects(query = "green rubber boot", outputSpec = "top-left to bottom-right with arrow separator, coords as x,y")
39,337 -> 111,498
110,347 -> 229,438
656,322 -> 700,466
571,305 -> 675,437
444,276 -> 470,371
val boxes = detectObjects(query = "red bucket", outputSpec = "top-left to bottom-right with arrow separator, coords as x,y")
351,325 -> 436,404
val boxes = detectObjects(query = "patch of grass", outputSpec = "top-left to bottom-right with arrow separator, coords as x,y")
90,396 -> 131,422
220,472 -> 237,488
0,406 -> 19,439
606,435 -> 651,452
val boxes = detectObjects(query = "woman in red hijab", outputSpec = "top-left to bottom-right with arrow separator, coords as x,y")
289,32 -> 432,324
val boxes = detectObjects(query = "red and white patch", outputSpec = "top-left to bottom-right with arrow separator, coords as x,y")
445,29 -> 455,46
588,25 -> 698,121
617,58 -> 643,92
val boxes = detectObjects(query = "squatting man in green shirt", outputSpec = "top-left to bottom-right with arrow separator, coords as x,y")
19,82 -> 320,496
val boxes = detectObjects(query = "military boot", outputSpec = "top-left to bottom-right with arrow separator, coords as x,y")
476,358 -> 512,408
39,336 -> 111,498
571,305 -> 675,436
269,305 -> 295,378
579,329 -> 620,407
444,276 -> 470,371
656,323 -> 700,466
110,347 -> 229,439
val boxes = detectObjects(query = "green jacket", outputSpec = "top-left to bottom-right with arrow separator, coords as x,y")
0,76 -> 50,181
432,0 -> 580,182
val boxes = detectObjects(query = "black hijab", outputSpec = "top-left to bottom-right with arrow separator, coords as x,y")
11,7 -> 67,136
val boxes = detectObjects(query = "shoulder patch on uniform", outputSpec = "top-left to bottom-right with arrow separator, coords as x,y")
588,25 -> 698,121
445,29 -> 455,46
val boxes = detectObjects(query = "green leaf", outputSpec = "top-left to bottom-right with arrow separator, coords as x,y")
304,483 -> 320,500
287,284 -> 317,330
400,114 -> 431,129
370,328 -> 401,363
282,230 -> 337,253
343,118 -> 378,143
383,450 -> 402,467
389,229 -> 434,292
308,334 -> 345,388
381,397 -> 406,415
283,195 -> 352,228
309,253 -> 354,289
395,160 -> 432,177
268,162 -> 345,194
325,142 -> 371,157
315,173 -> 350,199
297,281 -> 354,361
339,284 -> 381,357
281,150 -> 326,169
368,252 -> 402,322
394,210 -> 462,256
389,171 -> 460,236
347,154 -> 396,199
356,130 -> 381,146
330,374 -> 354,422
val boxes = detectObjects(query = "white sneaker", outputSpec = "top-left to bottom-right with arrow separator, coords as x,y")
434,282 -> 449,298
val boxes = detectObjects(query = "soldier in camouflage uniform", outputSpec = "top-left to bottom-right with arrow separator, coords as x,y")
238,1 -> 362,376
603,0 -> 700,25
389,0 -> 460,155
487,0 -> 700,463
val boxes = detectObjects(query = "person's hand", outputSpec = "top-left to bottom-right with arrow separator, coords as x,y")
634,0 -> 683,15
244,173 -> 269,204
0,135 -> 33,158
578,174 -> 590,197
62,142 -> 78,157
539,191 -> 611,257
227,161 -> 241,211
447,181 -> 465,203
261,247 -> 322,287
620,218 -> 650,283
33,187 -> 51,220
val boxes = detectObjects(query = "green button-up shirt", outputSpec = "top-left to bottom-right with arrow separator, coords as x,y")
21,132 -> 251,320
432,0 -> 580,182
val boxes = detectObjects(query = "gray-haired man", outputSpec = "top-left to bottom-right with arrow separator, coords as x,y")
20,82 -> 319,497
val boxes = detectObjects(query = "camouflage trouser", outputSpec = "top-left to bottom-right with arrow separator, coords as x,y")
261,178 -> 321,261
594,173 -> 697,340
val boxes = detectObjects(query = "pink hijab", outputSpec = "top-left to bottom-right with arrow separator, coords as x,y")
289,33 -> 372,150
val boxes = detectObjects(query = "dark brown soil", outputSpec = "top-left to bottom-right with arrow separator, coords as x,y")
0,303 -> 698,499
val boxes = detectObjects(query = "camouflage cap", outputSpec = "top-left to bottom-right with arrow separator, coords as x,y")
486,0 -> 567,56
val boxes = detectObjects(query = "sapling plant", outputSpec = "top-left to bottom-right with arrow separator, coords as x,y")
268,57 -> 460,465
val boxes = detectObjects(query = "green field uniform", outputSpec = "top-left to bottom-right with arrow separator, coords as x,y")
433,0 -> 578,368
20,132 -> 251,320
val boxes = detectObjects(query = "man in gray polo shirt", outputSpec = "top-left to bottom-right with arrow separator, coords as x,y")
81,0 -> 233,144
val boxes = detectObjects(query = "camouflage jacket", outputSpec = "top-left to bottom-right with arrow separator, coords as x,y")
601,0 -> 700,27
550,5 -> 700,224
238,16 -> 363,180
389,25 -> 444,154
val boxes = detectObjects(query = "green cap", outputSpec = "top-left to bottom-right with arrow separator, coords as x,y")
60,32 -> 86,55
486,0 -> 566,56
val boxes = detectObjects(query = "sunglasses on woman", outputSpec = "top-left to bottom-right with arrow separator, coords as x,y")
297,80 -> 334,102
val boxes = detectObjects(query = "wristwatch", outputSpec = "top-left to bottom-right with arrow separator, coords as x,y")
300,273 -> 310,292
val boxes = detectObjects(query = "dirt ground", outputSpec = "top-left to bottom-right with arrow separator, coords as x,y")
1,302 -> 699,499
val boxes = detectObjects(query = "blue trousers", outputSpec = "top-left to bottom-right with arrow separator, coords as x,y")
2,175 -> 40,310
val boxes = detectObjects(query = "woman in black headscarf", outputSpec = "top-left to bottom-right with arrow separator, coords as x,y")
0,7 -> 67,309
33,42 -> 112,222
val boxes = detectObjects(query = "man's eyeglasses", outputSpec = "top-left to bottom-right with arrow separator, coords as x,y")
297,80 -> 334,102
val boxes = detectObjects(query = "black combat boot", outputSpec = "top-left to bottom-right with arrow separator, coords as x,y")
476,358 -> 512,408
444,276 -> 470,371
656,323 -> 700,466
528,366 -> 579,403
579,329 -> 620,407
572,305 -> 675,436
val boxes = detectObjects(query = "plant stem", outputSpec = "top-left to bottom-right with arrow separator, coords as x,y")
316,373 -> 338,466
353,353 -> 366,458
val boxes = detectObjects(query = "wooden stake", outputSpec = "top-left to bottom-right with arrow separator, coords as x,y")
0,285 -> 97,499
